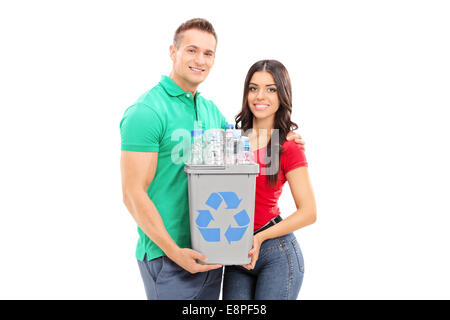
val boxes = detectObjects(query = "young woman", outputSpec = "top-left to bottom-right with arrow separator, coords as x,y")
222,60 -> 317,300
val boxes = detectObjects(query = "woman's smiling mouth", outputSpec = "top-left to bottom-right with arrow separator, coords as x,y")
254,103 -> 269,111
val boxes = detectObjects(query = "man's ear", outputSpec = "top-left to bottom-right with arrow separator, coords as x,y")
169,44 -> 176,62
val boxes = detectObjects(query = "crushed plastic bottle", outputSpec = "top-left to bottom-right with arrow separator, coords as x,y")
190,129 -> 204,164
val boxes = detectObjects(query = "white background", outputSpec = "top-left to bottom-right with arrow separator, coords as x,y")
1,0 -> 449,299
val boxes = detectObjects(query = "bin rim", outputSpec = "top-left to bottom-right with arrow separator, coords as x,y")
184,163 -> 259,175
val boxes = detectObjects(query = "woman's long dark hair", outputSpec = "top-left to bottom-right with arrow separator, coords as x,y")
235,60 -> 298,186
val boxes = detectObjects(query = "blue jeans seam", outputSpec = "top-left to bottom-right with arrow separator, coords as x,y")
193,270 -> 210,300
143,255 -> 161,299
153,257 -> 166,299
291,239 -> 305,274
155,258 -> 164,281
280,239 -> 293,300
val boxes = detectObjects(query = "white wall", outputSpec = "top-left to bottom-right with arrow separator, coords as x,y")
0,0 -> 449,299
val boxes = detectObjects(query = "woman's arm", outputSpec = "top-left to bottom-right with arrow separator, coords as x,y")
257,166 -> 317,242
243,166 -> 317,269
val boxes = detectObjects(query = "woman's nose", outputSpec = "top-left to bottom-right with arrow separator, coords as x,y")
256,88 -> 265,99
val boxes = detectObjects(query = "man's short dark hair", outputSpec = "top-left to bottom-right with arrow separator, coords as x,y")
173,18 -> 217,49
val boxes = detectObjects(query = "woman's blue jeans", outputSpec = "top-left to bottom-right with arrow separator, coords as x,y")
222,233 -> 305,300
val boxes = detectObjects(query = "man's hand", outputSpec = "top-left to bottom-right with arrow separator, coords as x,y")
286,131 -> 305,150
169,248 -> 222,274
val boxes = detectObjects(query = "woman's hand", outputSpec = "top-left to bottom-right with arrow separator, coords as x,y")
242,233 -> 264,270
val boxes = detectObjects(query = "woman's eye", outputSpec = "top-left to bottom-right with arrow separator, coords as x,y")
268,87 -> 277,93
249,86 -> 257,92
188,49 -> 195,53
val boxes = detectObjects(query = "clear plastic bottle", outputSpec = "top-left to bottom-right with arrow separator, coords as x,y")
225,124 -> 235,165
205,129 -> 224,165
238,136 -> 253,164
191,129 -> 204,164
233,129 -> 241,164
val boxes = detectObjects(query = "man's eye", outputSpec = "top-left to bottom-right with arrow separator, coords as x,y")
188,49 -> 195,53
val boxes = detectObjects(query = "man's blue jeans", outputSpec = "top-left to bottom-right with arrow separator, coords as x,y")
222,233 -> 305,300
137,254 -> 223,300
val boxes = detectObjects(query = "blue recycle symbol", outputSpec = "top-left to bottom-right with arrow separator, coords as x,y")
195,191 -> 250,244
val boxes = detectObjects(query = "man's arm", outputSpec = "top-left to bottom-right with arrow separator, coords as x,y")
120,150 -> 221,273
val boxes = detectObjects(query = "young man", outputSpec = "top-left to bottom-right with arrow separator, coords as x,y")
120,18 -> 304,300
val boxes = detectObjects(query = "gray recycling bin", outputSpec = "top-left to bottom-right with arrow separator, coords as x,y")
184,163 -> 259,265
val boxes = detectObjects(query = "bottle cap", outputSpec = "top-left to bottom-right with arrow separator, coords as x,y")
191,129 -> 203,136
225,124 -> 234,130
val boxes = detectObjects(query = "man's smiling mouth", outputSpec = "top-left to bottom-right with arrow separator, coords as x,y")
189,66 -> 205,73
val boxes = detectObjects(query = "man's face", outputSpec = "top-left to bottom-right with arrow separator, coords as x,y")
170,29 -> 216,90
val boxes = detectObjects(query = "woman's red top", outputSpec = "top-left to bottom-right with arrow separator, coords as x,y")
253,140 -> 308,231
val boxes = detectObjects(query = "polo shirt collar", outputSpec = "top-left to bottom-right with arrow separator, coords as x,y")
159,75 -> 201,98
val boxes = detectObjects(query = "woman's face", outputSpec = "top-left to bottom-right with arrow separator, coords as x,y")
247,71 -> 280,123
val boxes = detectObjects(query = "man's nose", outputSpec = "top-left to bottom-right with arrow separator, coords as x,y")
194,53 -> 205,66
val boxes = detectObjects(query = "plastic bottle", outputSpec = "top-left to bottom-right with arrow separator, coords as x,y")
190,129 -> 204,164
225,124 -> 235,165
233,129 -> 241,164
238,136 -> 253,164
205,129 -> 224,165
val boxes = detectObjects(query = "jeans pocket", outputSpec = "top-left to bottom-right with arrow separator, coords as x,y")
259,237 -> 283,258
146,256 -> 164,282
291,239 -> 305,274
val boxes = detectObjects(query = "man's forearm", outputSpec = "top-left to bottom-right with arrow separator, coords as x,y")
124,189 -> 179,257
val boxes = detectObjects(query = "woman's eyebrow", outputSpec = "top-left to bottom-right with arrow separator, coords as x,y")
249,82 -> 277,86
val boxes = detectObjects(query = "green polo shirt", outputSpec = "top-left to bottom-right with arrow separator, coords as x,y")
120,75 -> 227,261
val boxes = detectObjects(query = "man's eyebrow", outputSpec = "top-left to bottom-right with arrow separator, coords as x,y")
186,45 -> 215,53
